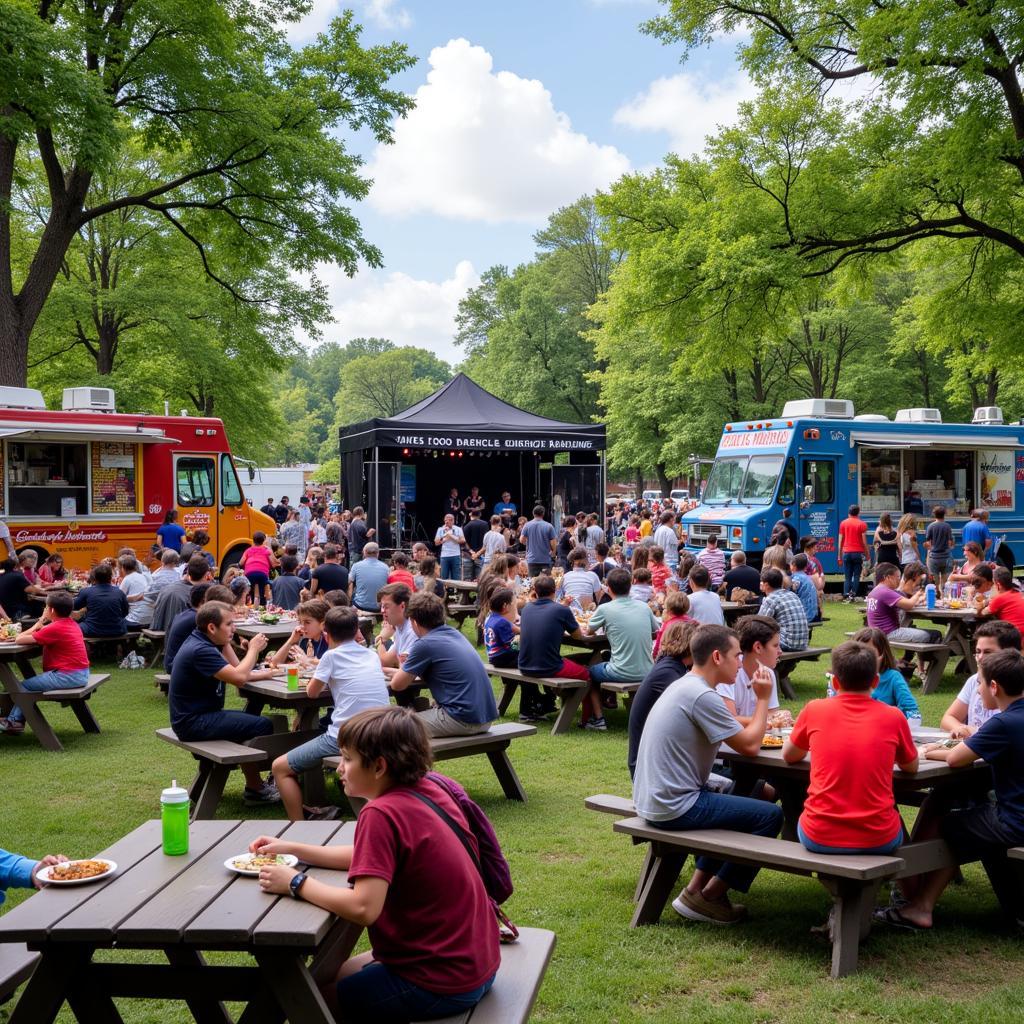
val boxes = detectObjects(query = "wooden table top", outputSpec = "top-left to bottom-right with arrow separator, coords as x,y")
239,677 -> 331,706
443,579 -> 480,594
0,640 -> 38,659
232,621 -> 299,640
905,606 -> 978,622
0,819 -> 353,950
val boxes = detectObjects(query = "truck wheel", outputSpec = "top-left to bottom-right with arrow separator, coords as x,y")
219,546 -> 245,581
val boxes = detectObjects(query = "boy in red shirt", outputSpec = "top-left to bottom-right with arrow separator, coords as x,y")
0,591 -> 90,735
783,640 -> 918,853
837,504 -> 869,603
981,567 -> 1024,633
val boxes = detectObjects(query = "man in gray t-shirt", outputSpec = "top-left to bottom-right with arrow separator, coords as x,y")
631,624 -> 783,925
520,506 -> 557,574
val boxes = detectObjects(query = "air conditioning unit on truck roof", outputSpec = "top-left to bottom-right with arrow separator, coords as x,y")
780,399 -> 855,419
894,408 -> 942,423
62,387 -> 116,412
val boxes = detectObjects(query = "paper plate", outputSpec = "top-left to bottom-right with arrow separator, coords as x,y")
224,853 -> 298,877
38,859 -> 117,886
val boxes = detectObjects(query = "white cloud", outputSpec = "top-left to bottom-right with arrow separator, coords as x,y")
314,260 -> 479,365
367,39 -> 631,223
613,71 -> 759,156
365,0 -> 411,29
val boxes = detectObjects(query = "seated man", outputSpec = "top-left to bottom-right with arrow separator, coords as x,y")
940,620 -> 1020,738
389,592 -> 498,737
789,553 -> 821,624
0,591 -> 90,735
758,568 -> 808,652
981,567 -> 1024,632
584,568 -> 659,731
720,550 -> 761,601
163,582 -> 216,673
890,648 -> 1024,929
0,557 -> 45,620
784,641 -> 917,857
152,556 -> 213,632
687,565 -> 725,625
271,607 -> 389,820
73,562 -> 129,637
374,583 -> 417,675
717,616 -> 781,725
270,554 -> 305,611
633,624 -> 784,925
517,573 -> 588,720
168,601 -> 278,805
348,542 -> 389,612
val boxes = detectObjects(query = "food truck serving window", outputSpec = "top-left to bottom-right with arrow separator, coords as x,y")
859,448 -> 902,512
7,442 -> 88,517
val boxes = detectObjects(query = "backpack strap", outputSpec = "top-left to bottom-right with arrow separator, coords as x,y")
405,789 -> 483,877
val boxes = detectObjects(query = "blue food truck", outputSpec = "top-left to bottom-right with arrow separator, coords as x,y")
679,399 -> 1024,572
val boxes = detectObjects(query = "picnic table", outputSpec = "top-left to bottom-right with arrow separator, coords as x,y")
443,578 -> 480,598
0,818 -> 360,1024
721,599 -> 759,624
232,620 -> 298,643
904,606 -> 979,676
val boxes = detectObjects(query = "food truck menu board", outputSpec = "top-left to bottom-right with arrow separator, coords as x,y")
91,442 -> 138,513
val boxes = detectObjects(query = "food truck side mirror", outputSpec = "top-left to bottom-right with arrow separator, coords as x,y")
803,484 -> 813,504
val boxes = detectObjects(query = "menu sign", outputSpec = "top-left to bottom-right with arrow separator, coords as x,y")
91,442 -> 137,512
980,449 -> 1015,509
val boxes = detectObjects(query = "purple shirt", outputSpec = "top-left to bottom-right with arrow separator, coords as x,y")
866,584 -> 902,634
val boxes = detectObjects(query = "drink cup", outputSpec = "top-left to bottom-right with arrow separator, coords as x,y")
286,665 -> 300,691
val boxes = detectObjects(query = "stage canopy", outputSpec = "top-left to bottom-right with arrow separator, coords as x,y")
338,373 -> 606,454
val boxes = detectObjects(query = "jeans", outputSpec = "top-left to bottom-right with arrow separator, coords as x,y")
337,962 -> 495,1024
941,803 -> 1024,918
797,821 -> 902,855
651,787 -> 784,892
527,562 -> 552,577
439,555 -> 462,581
245,571 -> 270,607
842,553 -> 864,598
589,660 -> 635,684
174,710 -> 274,743
7,668 -> 90,723
464,555 -> 483,580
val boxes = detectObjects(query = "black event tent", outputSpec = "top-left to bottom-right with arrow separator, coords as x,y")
340,374 -> 606,548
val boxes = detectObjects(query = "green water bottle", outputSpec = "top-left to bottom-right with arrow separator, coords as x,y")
161,779 -> 189,856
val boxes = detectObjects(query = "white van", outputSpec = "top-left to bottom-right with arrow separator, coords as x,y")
641,490 -> 662,502
670,489 -> 690,503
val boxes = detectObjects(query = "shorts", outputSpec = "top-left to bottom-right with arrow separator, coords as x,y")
940,801 -> 1019,863
174,710 -> 274,743
927,554 -> 952,575
286,730 -> 340,773
417,705 -> 491,738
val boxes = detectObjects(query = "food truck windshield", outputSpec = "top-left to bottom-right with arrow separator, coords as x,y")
702,453 -> 789,506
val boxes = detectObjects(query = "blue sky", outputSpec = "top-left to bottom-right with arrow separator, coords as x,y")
288,1 -> 755,362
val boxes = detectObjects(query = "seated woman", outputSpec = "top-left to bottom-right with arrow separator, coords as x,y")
852,627 -> 921,720
37,553 -> 67,587
948,541 -> 987,583
251,707 -> 500,1022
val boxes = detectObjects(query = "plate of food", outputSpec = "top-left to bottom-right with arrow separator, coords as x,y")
37,859 -> 117,886
258,613 -> 281,625
225,853 -> 298,877
761,734 -> 785,749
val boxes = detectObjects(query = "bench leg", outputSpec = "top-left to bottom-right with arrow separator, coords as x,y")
191,763 -> 232,820
551,686 -> 587,736
633,845 -> 654,903
11,696 -> 63,752
496,680 -> 518,717
68,698 -> 101,735
777,666 -> 796,701
921,649 -> 950,696
486,746 -> 527,802
631,845 -> 688,927
820,877 -> 873,978
302,766 -> 328,808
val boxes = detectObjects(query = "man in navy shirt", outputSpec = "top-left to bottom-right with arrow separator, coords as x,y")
517,574 -> 590,721
169,601 -> 278,804
887,648 -> 1024,928
73,562 -> 129,636
519,505 -> 557,576
390,592 -> 498,736
961,508 -> 993,557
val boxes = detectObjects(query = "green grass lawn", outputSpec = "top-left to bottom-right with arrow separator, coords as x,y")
3,601 -> 1024,1023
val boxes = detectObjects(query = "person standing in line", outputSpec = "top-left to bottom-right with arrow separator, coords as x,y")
479,515 -> 508,571
923,505 -> 954,590
434,514 -> 466,582
771,508 -> 799,549
462,508 -> 489,581
279,508 -> 308,561
348,507 -> 372,565
519,506 -> 558,576
156,510 -> 186,553
896,513 -> 920,566
873,512 -> 900,567
275,496 -> 291,525
961,508 -> 993,558
260,498 -> 277,520
584,514 -> 606,568
653,510 -> 680,572
298,496 -> 313,549
838,504 -> 869,602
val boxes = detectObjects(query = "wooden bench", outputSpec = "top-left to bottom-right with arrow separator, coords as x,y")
598,680 -> 640,708
414,927 -> 555,1024
489,664 -> 590,735
592,800 -> 953,978
140,628 -> 166,668
448,603 -> 479,629
155,726 -> 314,819
844,633 -> 952,693
154,672 -> 170,695
4,673 -> 110,752
775,646 -> 829,699
0,943 -> 39,1004
83,634 -> 134,659
324,722 -> 537,802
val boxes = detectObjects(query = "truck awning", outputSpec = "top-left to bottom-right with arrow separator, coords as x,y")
0,426 -> 178,445
850,432 -> 1020,450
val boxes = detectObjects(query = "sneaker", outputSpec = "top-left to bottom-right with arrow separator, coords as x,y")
518,713 -> 543,723
672,888 -> 747,925
0,717 -> 24,734
303,805 -> 341,821
584,716 -> 607,731
243,784 -> 282,806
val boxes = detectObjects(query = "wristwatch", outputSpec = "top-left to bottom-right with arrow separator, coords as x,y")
289,871 -> 308,899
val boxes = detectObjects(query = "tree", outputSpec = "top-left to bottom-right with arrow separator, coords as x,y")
335,346 -> 451,423
1,3 -> 414,384
646,1 -> 1024,276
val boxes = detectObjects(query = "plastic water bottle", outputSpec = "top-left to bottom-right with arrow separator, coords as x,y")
925,583 -> 936,609
907,714 -> 923,733
161,780 -> 189,856
825,672 -> 836,698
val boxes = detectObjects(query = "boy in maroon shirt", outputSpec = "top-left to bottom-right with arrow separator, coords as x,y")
250,706 -> 500,1020
0,591 -> 89,734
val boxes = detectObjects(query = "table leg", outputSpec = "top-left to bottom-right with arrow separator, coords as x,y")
921,647 -> 950,695
776,665 -> 797,701
307,918 -> 364,986
65,975 -> 126,1024
303,765 -> 328,807
10,694 -> 64,751
550,685 -> 586,736
255,952 -> 335,1024
8,949 -> 78,1024
160,948 -> 234,1024
486,745 -> 527,802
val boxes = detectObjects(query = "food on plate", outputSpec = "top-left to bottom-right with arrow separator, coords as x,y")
47,860 -> 110,881
761,734 -> 785,748
767,709 -> 793,730
232,854 -> 287,870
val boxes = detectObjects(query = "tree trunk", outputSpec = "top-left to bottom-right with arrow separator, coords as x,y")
656,462 -> 672,496
634,468 -> 644,497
